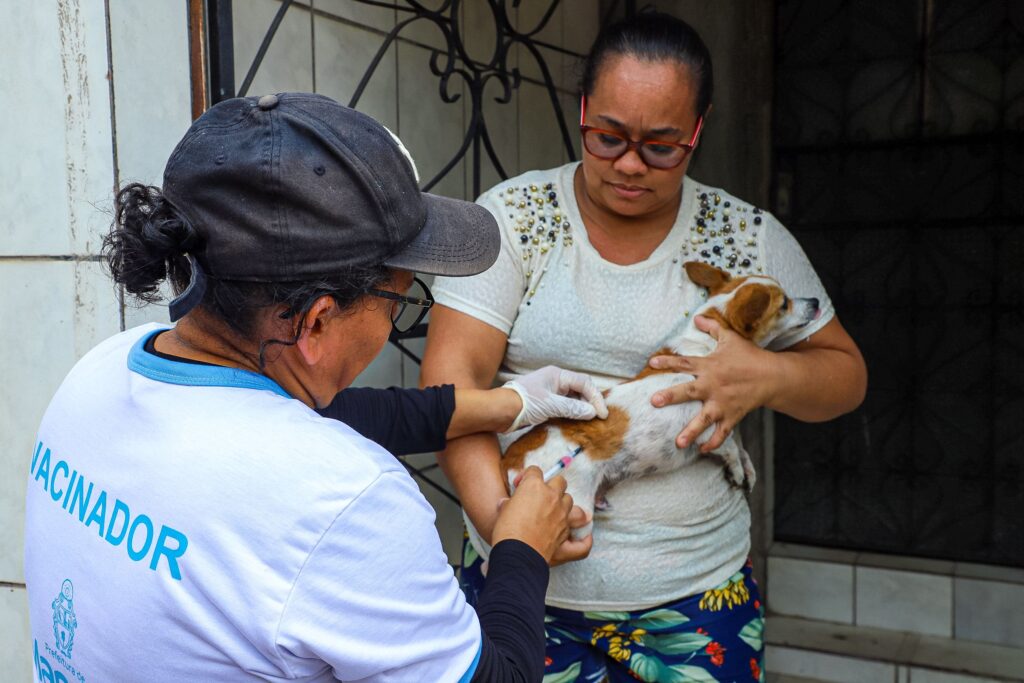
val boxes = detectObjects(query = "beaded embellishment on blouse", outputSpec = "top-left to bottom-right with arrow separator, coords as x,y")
681,186 -> 764,276
503,178 -> 764,303
506,182 -> 572,301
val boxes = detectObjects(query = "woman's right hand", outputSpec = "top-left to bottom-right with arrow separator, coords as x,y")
492,468 -> 578,565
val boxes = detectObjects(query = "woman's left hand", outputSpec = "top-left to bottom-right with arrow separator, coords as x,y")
648,315 -> 780,453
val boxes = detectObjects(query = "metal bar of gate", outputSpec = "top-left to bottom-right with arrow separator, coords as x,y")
237,0 -> 295,98
207,0 -> 235,104
187,0 -> 208,120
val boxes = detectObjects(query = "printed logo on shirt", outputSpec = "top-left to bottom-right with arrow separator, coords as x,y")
51,579 -> 77,658
33,579 -> 87,683
29,441 -> 190,580
34,638 -> 86,683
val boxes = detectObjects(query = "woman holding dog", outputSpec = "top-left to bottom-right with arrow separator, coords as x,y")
24,93 -> 610,682
423,12 -> 867,682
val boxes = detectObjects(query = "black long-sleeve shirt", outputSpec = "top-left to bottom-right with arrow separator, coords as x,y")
318,384 -> 456,455
318,385 -> 548,682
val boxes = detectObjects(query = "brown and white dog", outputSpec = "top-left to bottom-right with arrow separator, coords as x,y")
502,262 -> 821,538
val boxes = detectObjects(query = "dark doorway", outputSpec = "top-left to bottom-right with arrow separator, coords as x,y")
771,0 -> 1024,566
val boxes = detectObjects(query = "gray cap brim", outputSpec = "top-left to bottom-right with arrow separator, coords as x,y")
383,193 -> 500,277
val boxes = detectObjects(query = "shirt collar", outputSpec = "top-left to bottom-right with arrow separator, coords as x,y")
127,328 -> 291,399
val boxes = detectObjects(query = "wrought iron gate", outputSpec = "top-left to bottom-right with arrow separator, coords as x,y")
771,0 -> 1024,566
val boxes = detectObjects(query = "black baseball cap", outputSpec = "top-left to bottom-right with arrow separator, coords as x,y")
161,92 -> 499,319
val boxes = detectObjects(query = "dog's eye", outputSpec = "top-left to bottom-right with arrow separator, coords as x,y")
782,295 -> 790,309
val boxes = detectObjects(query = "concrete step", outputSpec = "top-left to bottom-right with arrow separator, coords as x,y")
765,615 -> 1023,682
767,674 -> 827,683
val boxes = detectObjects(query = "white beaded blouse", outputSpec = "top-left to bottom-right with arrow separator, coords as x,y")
433,162 -> 834,610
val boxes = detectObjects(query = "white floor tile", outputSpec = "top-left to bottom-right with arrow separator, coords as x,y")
856,567 -> 953,637
768,556 -> 854,623
954,578 -> 1024,648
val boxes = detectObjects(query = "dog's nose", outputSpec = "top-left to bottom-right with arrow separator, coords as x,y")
809,297 -> 819,309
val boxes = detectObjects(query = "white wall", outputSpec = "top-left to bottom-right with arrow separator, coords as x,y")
0,1 -> 189,677
0,1 -> 597,678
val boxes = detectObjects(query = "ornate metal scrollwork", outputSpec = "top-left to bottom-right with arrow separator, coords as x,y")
211,0 -> 582,199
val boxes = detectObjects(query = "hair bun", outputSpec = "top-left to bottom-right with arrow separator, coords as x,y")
102,183 -> 200,303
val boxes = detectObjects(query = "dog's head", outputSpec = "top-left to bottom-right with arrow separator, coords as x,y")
684,261 -> 820,346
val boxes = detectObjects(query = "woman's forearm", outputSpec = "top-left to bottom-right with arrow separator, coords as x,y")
446,388 -> 522,440
765,339 -> 867,422
436,432 -> 508,545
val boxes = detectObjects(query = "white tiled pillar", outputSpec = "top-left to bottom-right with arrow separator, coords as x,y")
1,1 -> 118,678
1,2 -> 191,678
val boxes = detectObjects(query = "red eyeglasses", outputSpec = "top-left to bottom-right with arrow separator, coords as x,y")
579,95 -> 704,170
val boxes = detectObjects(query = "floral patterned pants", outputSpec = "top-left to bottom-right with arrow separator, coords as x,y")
461,541 -> 765,683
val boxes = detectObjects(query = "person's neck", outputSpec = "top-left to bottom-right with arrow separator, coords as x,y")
574,168 -> 682,265
156,317 -> 260,372
156,316 -> 320,408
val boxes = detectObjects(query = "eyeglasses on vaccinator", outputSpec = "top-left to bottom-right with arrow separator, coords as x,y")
579,95 -> 704,169
366,276 -> 434,335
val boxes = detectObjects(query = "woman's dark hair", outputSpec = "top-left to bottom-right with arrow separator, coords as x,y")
102,183 -> 390,366
580,11 -> 714,117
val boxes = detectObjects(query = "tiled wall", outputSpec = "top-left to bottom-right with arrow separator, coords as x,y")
1,1 -> 190,678
767,546 -> 1024,650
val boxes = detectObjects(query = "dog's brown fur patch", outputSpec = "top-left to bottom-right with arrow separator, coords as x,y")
725,285 -> 769,337
693,281 -> 787,344
635,347 -> 679,379
685,261 -> 730,294
501,426 -> 549,479
720,282 -> 786,343
554,406 -> 630,461
499,406 -> 632,486
684,261 -> 750,297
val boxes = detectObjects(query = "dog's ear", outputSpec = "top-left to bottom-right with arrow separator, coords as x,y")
727,285 -> 771,337
684,261 -> 731,295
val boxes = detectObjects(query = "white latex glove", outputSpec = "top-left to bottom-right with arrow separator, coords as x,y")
502,365 -> 609,433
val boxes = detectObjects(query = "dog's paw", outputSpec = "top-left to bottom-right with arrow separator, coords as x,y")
722,456 -> 757,492
724,464 -> 744,489
736,447 -> 757,492
741,455 -> 757,493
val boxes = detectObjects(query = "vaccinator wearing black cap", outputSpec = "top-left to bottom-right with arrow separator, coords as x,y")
23,92 -> 603,682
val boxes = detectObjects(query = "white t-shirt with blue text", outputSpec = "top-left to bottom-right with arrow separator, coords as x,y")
24,324 -> 481,682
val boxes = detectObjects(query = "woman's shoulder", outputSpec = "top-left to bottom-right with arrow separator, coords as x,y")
681,177 -> 793,276
685,178 -> 771,218
477,163 -> 576,206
